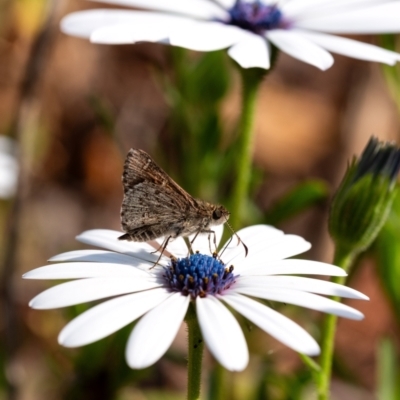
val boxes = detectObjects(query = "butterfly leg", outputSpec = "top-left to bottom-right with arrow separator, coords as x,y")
189,231 -> 202,254
150,235 -> 172,269
190,231 -> 201,245
150,242 -> 164,254
195,229 -> 216,254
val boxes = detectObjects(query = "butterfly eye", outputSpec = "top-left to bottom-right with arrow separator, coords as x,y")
212,209 -> 222,220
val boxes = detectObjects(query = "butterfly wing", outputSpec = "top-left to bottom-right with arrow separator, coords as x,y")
120,149 -> 198,241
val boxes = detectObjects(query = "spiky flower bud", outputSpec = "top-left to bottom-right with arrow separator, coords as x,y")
329,137 -> 400,254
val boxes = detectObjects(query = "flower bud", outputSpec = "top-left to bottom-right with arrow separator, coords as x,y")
329,137 -> 400,254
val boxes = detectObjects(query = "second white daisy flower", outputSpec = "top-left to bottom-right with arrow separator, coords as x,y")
61,0 -> 400,70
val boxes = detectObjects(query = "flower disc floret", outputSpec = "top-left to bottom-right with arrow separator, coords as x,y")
164,253 -> 237,299
228,1 -> 285,34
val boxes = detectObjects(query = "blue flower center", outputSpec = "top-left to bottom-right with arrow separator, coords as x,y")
227,0 -> 284,34
164,253 -> 237,299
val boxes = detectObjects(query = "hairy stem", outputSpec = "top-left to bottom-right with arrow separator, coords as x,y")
186,303 -> 204,400
230,68 -> 264,229
317,248 -> 356,400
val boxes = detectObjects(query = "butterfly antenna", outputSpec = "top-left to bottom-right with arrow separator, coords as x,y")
218,233 -> 233,259
226,222 -> 248,257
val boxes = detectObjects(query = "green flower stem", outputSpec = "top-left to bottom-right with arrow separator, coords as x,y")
317,247 -> 356,400
230,68 -> 264,229
186,303 -> 204,400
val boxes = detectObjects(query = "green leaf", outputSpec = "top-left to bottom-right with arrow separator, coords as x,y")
186,50 -> 230,105
264,180 -> 329,225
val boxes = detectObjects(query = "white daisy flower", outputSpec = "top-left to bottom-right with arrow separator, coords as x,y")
60,0 -> 400,70
24,224 -> 368,371
0,136 -> 18,199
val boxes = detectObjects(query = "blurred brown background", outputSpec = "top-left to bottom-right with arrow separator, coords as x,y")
0,1 -> 399,399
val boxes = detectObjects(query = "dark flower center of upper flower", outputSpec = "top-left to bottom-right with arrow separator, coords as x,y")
164,253 -> 237,299
227,0 -> 284,34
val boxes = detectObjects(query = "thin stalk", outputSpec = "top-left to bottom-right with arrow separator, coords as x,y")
299,353 -> 321,392
186,303 -> 204,400
300,353 -> 321,374
230,68 -> 264,229
317,248 -> 356,400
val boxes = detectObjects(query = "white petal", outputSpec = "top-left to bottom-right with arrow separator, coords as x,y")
76,229 -> 165,264
169,21 -> 244,52
126,293 -> 189,368
61,10 -> 189,40
88,0 -> 229,20
216,0 -> 236,9
221,225 -> 284,265
63,10 -> 239,51
23,262 -> 152,280
231,287 -> 364,320
29,277 -> 161,309
282,0 -> 391,19
48,250 -> 140,265
228,224 -> 284,245
235,276 -> 369,299
238,259 -> 347,277
295,30 -> 400,65
59,288 -> 171,347
91,23 -> 170,44
295,2 -> 400,34
228,33 -> 271,69
266,29 -> 334,70
196,296 -> 248,371
220,292 -> 320,355
232,235 -> 312,272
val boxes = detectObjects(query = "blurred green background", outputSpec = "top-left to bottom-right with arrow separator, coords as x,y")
1,0 -> 400,399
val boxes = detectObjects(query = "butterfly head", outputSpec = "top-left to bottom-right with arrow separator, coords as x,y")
211,205 -> 230,226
